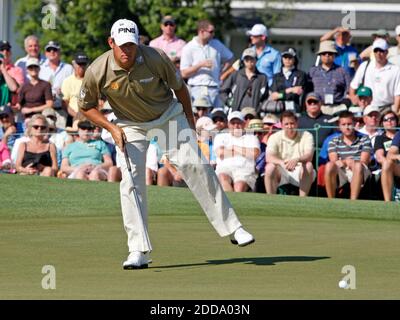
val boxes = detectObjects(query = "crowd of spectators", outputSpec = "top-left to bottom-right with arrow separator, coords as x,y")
1,17 -> 400,202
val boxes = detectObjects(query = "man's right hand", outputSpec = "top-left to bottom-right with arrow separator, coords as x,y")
109,124 -> 126,151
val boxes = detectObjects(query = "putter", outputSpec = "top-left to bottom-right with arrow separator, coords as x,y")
122,137 -> 151,256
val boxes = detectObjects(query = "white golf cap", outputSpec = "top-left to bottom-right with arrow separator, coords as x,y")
246,24 -> 268,37
196,116 -> 217,131
110,19 -> 139,46
228,111 -> 245,122
396,25 -> 400,36
372,38 -> 389,51
363,105 -> 380,116
26,57 -> 40,68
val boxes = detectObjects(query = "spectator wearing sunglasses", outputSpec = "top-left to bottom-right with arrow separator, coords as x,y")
15,114 -> 57,176
350,39 -> 400,114
309,40 -> 351,117
149,15 -> 186,69
39,41 -> 73,129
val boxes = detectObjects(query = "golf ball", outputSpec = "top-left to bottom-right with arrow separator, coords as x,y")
338,280 -> 347,289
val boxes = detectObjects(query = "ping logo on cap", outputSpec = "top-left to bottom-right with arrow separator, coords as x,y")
118,28 -> 136,34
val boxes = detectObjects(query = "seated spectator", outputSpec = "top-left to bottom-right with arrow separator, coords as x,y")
60,120 -> 112,181
15,114 -> 57,176
354,86 -> 373,110
0,141 -> 12,172
220,48 -> 268,113
61,52 -> 89,126
309,40 -> 351,116
350,39 -> 400,114
196,116 -> 217,164
268,47 -> 307,114
381,129 -> 400,201
0,105 -> 19,150
261,113 -> 280,145
375,110 -> 399,167
240,106 -> 258,128
358,105 -> 383,148
298,92 -> 335,165
16,58 -> 53,119
192,96 -> 213,120
213,111 -> 260,192
265,111 -> 315,197
324,111 -> 372,200
210,109 -> 228,133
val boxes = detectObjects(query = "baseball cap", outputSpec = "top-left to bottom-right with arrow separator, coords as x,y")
356,86 -> 373,97
0,105 -> 13,116
110,19 -> 139,46
42,107 -> 57,118
26,57 -> 40,68
45,40 -> 60,51
241,48 -> 257,59
196,116 -> 217,131
348,106 -> 364,118
0,40 -> 11,51
396,25 -> 400,36
372,38 -> 389,51
193,96 -> 213,108
228,111 -> 245,122
74,52 -> 89,64
161,15 -> 175,25
281,47 -> 297,58
262,113 -> 279,125
246,24 -> 268,37
372,29 -> 389,37
306,92 -> 321,102
210,110 -> 227,121
240,107 -> 257,118
247,119 -> 264,132
77,120 -> 96,130
363,105 -> 380,116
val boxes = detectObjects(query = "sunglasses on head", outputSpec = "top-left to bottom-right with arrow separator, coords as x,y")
32,125 -> 47,130
164,22 -> 175,27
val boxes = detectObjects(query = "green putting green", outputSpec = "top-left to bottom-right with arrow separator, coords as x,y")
0,175 -> 399,299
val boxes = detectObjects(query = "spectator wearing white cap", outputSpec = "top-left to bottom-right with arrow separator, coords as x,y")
388,25 -> 400,67
265,111 -> 315,197
213,111 -> 260,192
350,38 -> 400,115
149,15 -> 186,69
357,105 -> 384,148
15,35 -> 46,83
16,57 -> 53,120
246,24 -> 281,87
220,47 -> 268,114
180,19 -> 234,108
360,29 -> 390,62
39,41 -> 73,129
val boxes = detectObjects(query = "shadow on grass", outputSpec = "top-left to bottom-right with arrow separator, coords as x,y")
153,256 -> 330,270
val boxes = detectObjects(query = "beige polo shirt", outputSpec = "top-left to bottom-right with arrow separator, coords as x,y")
267,130 -> 314,160
78,45 -> 183,122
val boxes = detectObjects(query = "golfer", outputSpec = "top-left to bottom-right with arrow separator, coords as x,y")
78,19 -> 254,269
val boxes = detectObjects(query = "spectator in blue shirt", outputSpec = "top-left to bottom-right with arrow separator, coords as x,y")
320,27 -> 359,78
246,24 -> 281,87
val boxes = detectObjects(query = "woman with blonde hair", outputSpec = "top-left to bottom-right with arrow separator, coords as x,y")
15,114 -> 58,176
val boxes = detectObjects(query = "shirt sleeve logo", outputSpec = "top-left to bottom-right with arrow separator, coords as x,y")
110,82 -> 119,90
80,88 -> 87,99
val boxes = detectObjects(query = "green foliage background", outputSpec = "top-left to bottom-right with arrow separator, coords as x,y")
15,0 -> 234,62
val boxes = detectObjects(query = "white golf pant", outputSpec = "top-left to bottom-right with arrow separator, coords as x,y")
115,100 -> 242,253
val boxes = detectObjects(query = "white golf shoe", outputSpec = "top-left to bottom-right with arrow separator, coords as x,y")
123,251 -> 151,270
230,227 -> 255,247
